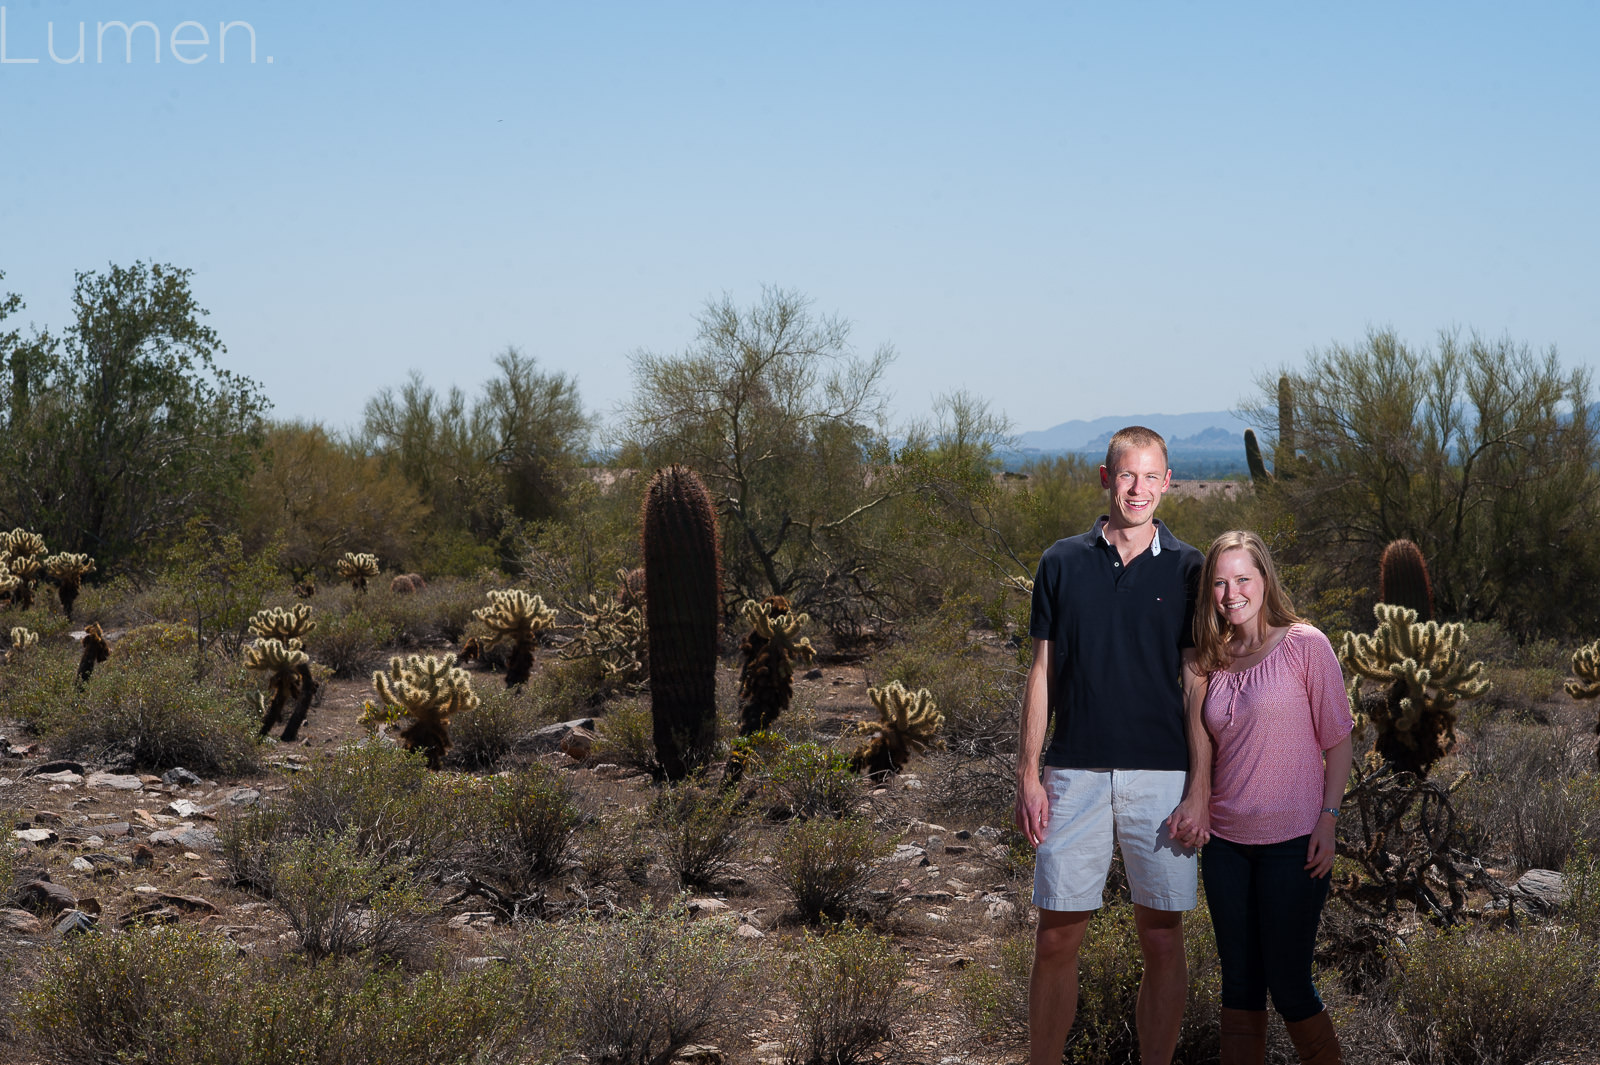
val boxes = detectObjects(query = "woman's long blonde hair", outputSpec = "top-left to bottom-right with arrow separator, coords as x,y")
1193,530 -> 1304,674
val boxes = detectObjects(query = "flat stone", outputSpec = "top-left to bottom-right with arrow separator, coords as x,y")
162,768 -> 203,787
32,811 -> 64,825
33,771 -> 83,786
148,827 -> 219,852
528,718 -> 597,753
1514,869 -> 1567,913
909,821 -> 949,835
734,923 -> 764,939
167,800 -> 205,818
68,858 -> 95,874
55,910 -> 96,936
688,897 -> 731,914
17,880 -> 75,915
0,908 -> 42,934
223,788 -> 260,806
159,893 -> 219,914
86,772 -> 144,791
888,844 -> 928,863
12,828 -> 57,845
448,912 -> 497,931
98,822 -> 131,838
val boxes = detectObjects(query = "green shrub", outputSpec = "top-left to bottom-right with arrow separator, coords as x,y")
306,608 -> 393,678
447,687 -> 535,769
594,697 -> 657,770
459,765 -> 583,907
576,807 -> 652,888
651,782 -> 750,888
1566,842 -> 1600,940
269,829 -> 432,960
520,903 -> 752,1065
764,741 -> 863,820
776,817 -> 889,924
779,924 -> 910,1065
49,644 -> 259,775
1390,925 -> 1596,1065
955,930 -> 1034,1039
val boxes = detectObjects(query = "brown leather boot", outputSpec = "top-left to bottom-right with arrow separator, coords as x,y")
1220,1007 -> 1267,1065
1284,1008 -> 1342,1065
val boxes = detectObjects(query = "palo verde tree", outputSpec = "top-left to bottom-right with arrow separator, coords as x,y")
0,263 -> 267,568
618,287 -> 896,622
1248,329 -> 1600,637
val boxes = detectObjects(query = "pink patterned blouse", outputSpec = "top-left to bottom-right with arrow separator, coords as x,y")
1203,623 -> 1353,845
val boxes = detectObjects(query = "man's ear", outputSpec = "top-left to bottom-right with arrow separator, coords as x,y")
1100,465 -> 1110,489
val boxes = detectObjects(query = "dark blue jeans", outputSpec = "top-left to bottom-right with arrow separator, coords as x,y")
1201,833 -> 1330,1022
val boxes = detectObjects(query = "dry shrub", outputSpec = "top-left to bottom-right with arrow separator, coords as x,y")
763,740 -> 864,821
269,829 -> 433,961
780,924 -> 911,1065
955,929 -> 1034,1039
447,687 -> 536,770
306,609 -> 393,678
651,782 -> 750,888
458,764 -> 583,905
594,697 -> 657,771
776,817 -> 889,924
1389,925 -> 1597,1065
872,595 -> 1019,755
1456,720 -> 1600,869
521,903 -> 753,1064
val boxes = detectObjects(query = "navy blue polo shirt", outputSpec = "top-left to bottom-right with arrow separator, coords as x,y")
1029,517 -> 1203,771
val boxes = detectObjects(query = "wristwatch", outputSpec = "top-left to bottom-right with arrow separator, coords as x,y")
1321,807 -> 1341,818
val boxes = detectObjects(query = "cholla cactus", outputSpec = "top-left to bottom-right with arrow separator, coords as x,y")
244,637 -> 317,741
336,552 -> 380,592
473,589 -> 557,687
363,653 -> 479,768
1339,604 -> 1489,778
565,592 -> 647,692
249,604 -> 317,643
737,597 -> 815,735
1565,640 -> 1600,769
2,529 -> 47,561
848,680 -> 945,780
77,622 -> 109,684
1,530 -> 47,611
43,552 -> 94,620
5,626 -> 36,663
1001,575 -> 1034,595
0,560 -> 18,604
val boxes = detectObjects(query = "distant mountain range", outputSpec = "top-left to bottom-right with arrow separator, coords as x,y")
1006,410 -> 1263,478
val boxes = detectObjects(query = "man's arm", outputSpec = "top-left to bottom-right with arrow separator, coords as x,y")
1166,651 -> 1212,847
1014,638 -> 1053,848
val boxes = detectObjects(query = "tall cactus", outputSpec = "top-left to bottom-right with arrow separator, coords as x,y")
1339,604 -> 1489,777
642,465 -> 722,780
1565,640 -> 1600,769
1379,539 -> 1434,621
1244,429 -> 1272,486
1275,374 -> 1296,477
737,596 -> 815,735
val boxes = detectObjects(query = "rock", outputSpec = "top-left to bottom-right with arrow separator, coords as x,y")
131,844 -> 156,867
86,772 -> 143,791
688,897 -> 731,915
888,844 -> 928,864
32,811 -> 64,825
118,903 -> 180,928
975,825 -> 1002,840
528,718 -> 597,754
672,1046 -> 725,1065
167,800 -> 206,818
55,910 -> 96,936
75,897 -> 102,915
803,668 -> 823,680
223,788 -> 261,806
734,923 -> 764,940
33,771 -> 83,786
900,776 -> 925,790
28,760 -> 85,777
17,880 -> 76,916
560,727 -> 597,761
157,893 -> 219,914
594,763 -> 620,772
0,908 -> 42,934
98,822 -> 131,838
910,821 -> 949,836
1513,869 -> 1567,913
162,767 -> 203,787
447,912 -> 498,931
946,955 -> 973,969
986,899 -> 1018,921
148,827 -> 220,852
12,828 -> 57,845
954,829 -> 972,840
68,857 -> 95,874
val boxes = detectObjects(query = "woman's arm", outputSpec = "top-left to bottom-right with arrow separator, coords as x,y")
1305,734 -> 1353,877
1167,650 -> 1212,848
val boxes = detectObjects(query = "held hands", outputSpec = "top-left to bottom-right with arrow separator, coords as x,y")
1015,776 -> 1049,848
1305,813 -> 1337,878
1166,795 -> 1210,849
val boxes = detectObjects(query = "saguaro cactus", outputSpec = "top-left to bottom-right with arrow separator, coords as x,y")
336,552 -> 380,593
247,605 -> 319,740
1379,539 -> 1434,621
1275,374 -> 1296,477
642,465 -> 721,781
1339,604 -> 1489,777
473,589 -> 557,687
1565,639 -> 1600,769
737,596 -> 815,735
1244,429 -> 1272,486
43,553 -> 95,621
363,653 -> 480,769
848,680 -> 945,780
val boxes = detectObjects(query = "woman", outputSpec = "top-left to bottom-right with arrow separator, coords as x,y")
1167,530 -> 1353,1065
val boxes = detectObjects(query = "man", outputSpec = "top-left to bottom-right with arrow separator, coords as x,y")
1014,425 -> 1206,1065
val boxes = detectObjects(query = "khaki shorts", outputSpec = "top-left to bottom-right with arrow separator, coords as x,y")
1031,767 -> 1198,912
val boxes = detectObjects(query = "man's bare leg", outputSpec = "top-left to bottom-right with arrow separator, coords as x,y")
1029,908 -> 1092,1065
1133,904 -> 1188,1065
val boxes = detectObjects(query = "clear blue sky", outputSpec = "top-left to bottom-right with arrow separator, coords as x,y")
4,1 -> 1598,437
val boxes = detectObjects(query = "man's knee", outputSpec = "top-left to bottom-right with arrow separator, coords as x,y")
1133,907 -> 1186,969
1034,909 -> 1092,967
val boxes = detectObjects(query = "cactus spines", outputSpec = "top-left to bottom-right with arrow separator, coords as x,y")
642,464 -> 722,781
1244,429 -> 1272,487
848,680 -> 945,780
244,637 -> 317,741
77,622 -> 109,684
565,590 -> 647,692
0,561 -> 18,604
1338,604 -> 1489,777
1564,639 -> 1600,768
737,596 -> 815,735
616,566 -> 646,611
248,604 -> 317,643
2,528 -> 47,561
1276,373 -> 1295,474
43,552 -> 94,620
364,653 -> 479,769
5,626 -> 36,663
1379,539 -> 1434,621
1,531 -> 48,611
473,589 -> 558,687
336,552 -> 380,592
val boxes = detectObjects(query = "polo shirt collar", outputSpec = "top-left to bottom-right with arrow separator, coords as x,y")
1091,516 -> 1174,556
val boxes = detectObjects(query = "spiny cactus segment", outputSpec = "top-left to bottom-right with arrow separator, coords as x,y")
1001,575 -> 1034,595
1,530 -> 48,611
248,604 -> 317,643
473,588 -> 557,687
848,679 -> 945,780
42,552 -> 95,620
364,653 -> 479,769
565,589 -> 647,692
336,552 -> 380,592
1565,639 -> 1600,769
1339,604 -> 1489,778
737,596 -> 815,735
77,622 -> 109,684
5,626 -> 36,663
1,529 -> 47,561
244,634 -> 318,741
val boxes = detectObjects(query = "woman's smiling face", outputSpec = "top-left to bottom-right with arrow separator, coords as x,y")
1212,547 -> 1265,634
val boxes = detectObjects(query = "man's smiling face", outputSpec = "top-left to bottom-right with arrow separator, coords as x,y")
1100,443 -> 1171,532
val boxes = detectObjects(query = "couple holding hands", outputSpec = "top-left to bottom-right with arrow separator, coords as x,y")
1015,426 -> 1353,1065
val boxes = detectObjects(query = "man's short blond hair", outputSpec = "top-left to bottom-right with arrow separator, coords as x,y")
1104,426 -> 1169,471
